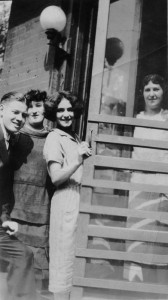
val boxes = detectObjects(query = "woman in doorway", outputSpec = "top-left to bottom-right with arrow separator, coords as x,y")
43,91 -> 91,300
124,74 -> 168,296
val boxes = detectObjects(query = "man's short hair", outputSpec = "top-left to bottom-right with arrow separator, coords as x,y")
1,91 -> 26,104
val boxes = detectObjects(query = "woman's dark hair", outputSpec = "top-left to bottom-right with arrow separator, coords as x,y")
24,89 -> 47,108
44,90 -> 84,122
141,74 -> 166,92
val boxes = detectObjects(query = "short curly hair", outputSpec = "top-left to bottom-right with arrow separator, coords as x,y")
141,74 -> 166,92
44,90 -> 84,122
24,89 -> 47,108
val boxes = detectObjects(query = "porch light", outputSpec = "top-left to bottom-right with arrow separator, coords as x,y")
40,5 -> 67,52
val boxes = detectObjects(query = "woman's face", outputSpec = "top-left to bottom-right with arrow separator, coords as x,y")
56,98 -> 74,129
27,101 -> 45,128
143,81 -> 163,112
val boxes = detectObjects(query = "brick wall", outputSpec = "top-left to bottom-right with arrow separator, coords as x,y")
0,0 -> 61,97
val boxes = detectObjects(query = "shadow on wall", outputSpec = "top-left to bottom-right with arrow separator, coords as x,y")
9,0 -> 62,28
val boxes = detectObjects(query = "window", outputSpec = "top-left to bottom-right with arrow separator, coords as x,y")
72,1 -> 168,299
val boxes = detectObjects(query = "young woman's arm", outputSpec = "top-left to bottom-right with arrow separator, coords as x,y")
48,160 -> 80,187
48,141 -> 91,187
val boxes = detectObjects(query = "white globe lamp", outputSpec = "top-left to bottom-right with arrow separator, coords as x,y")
40,6 -> 66,32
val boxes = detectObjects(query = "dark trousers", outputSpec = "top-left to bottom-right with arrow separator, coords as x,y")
0,224 -> 36,300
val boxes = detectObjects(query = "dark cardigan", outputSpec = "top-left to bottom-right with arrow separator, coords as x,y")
11,125 -> 54,225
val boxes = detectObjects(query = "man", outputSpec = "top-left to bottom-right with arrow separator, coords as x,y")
0,91 -> 36,300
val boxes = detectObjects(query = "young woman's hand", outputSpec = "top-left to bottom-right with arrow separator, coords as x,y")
77,142 -> 92,163
48,142 -> 92,186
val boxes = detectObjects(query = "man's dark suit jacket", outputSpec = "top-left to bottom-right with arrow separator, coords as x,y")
0,123 -> 14,223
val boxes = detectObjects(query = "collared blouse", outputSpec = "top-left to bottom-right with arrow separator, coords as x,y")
43,128 -> 83,187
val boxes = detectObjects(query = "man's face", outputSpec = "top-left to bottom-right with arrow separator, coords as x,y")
0,100 -> 28,133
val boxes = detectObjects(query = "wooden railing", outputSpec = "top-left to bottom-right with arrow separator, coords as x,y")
71,114 -> 168,300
